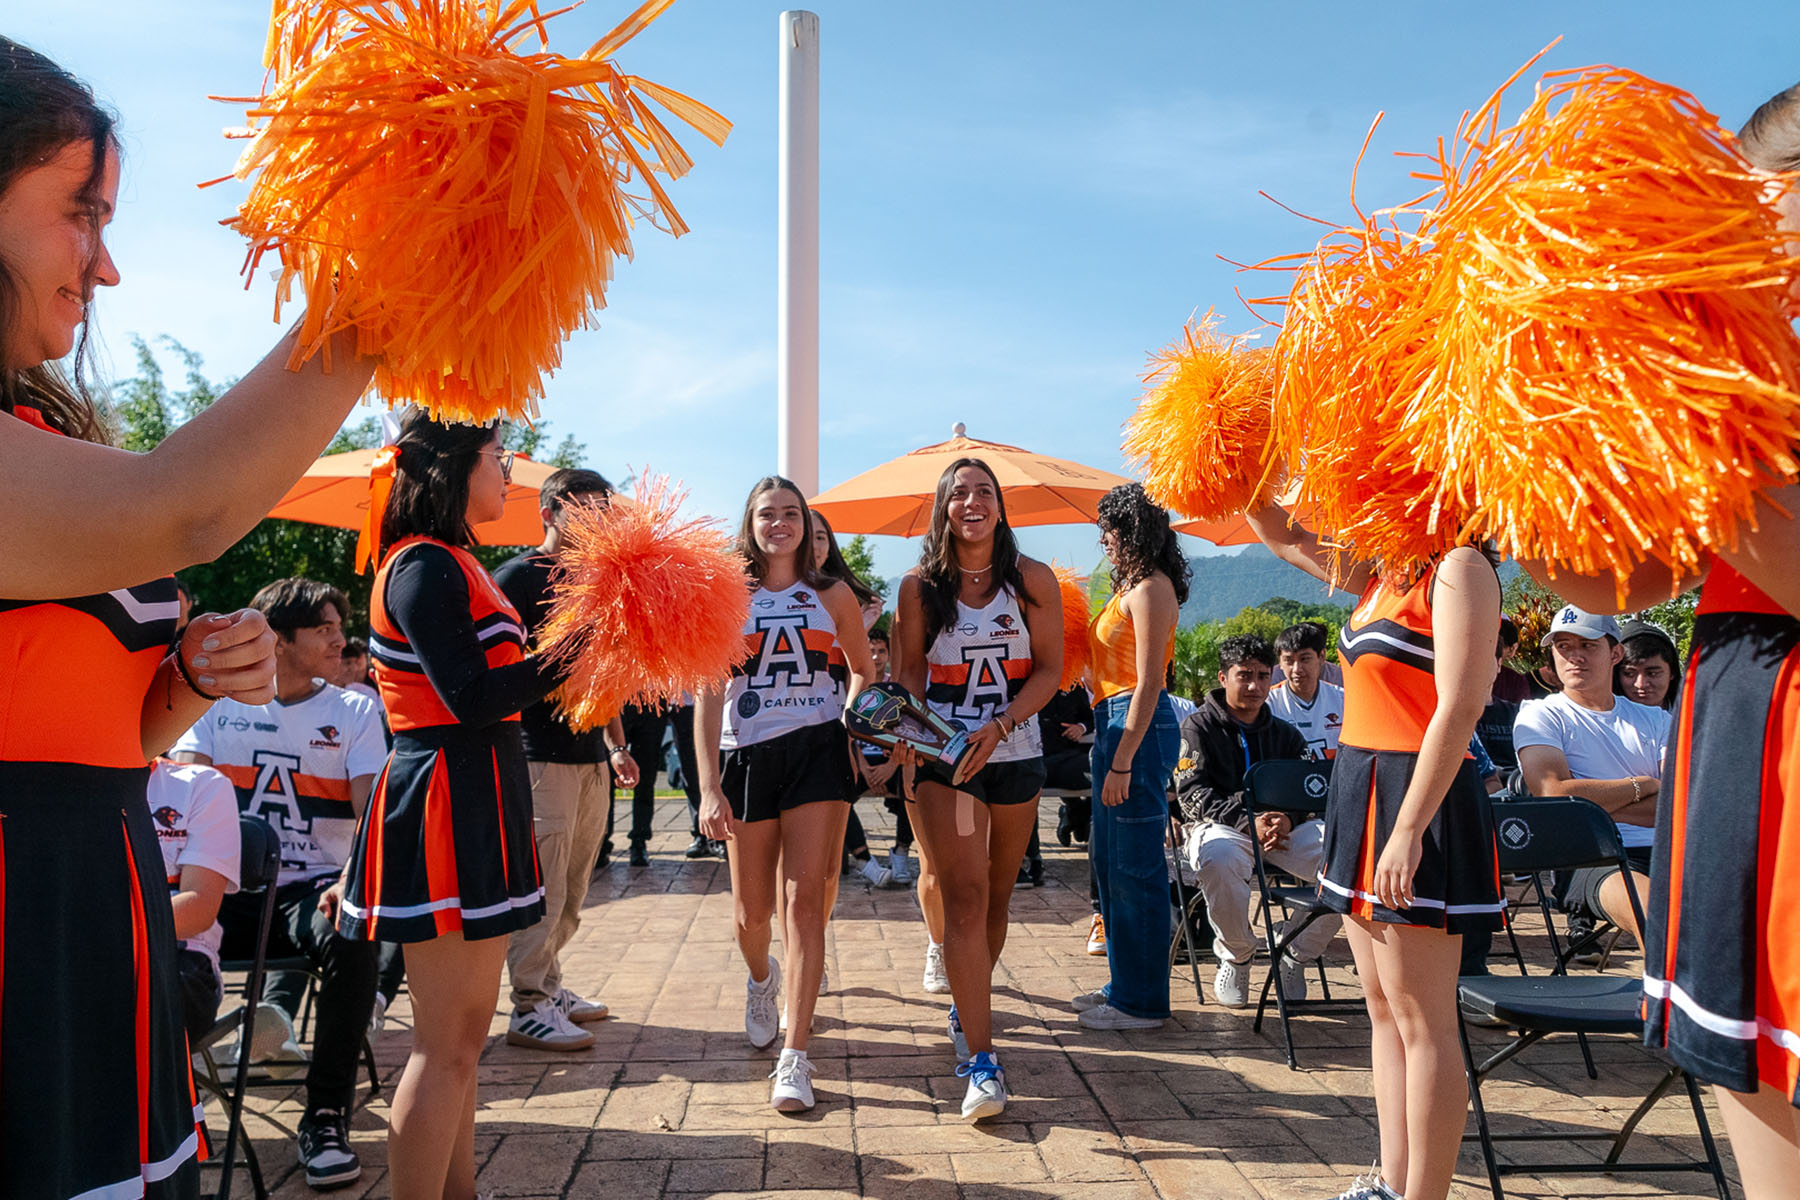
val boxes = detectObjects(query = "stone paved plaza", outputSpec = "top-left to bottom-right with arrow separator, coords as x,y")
230,797 -> 1740,1200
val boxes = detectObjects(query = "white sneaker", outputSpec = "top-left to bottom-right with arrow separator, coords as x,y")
1070,988 -> 1108,1013
367,992 -> 388,1036
1076,1003 -> 1164,1031
948,1005 -> 970,1062
888,849 -> 913,885
769,1047 -> 815,1112
226,1002 -> 308,1080
958,1051 -> 1007,1121
922,941 -> 950,994
746,957 -> 782,1050
1278,954 -> 1309,1003
1214,958 -> 1252,1008
555,986 -> 609,1023
859,857 -> 893,888
506,1001 -> 595,1050
1331,1167 -> 1403,1200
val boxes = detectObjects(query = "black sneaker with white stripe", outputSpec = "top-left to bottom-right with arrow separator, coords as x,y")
297,1106 -> 361,1189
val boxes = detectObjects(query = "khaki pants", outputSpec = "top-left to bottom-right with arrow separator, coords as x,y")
507,760 -> 611,1012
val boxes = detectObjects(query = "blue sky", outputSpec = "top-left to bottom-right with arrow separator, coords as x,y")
15,1 -> 1800,589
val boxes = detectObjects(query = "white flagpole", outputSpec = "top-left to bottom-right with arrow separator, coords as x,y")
778,10 -> 820,496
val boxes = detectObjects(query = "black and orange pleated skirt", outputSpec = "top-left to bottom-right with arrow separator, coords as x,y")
1646,608 -> 1800,1107
0,763 -> 205,1199
1317,746 -> 1504,934
337,723 -> 545,944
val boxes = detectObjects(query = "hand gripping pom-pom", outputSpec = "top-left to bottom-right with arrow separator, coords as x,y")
539,475 -> 752,732
1052,566 -> 1091,694
1123,313 -> 1280,523
208,0 -> 731,422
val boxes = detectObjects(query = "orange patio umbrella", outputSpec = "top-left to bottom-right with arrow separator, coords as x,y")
1172,482 -> 1317,547
808,425 -> 1136,536
269,447 -> 557,547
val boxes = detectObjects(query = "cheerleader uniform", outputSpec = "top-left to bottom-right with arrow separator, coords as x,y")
916,585 -> 1046,803
337,537 -> 552,944
0,408 -> 204,1199
1644,563 -> 1800,1106
719,581 -> 854,822
1318,565 -> 1504,932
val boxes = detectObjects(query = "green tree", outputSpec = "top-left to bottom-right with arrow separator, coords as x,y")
1172,621 -> 1223,699
840,534 -> 888,601
1220,605 -> 1287,644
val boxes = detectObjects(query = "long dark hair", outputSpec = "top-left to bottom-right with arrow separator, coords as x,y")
0,37 -> 116,443
1097,483 -> 1190,605
810,510 -> 879,607
378,411 -> 498,556
916,457 -> 1032,647
736,475 -> 823,588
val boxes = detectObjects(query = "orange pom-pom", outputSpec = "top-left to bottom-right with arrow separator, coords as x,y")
1053,566 -> 1090,693
539,475 -> 752,731
1123,313 -> 1279,522
209,0 -> 731,422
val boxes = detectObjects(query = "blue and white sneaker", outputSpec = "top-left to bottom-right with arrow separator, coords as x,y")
948,1004 -> 970,1062
1330,1167 -> 1402,1200
956,1051 -> 1006,1121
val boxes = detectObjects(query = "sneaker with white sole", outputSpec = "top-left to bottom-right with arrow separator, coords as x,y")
922,940 -> 950,994
769,1047 -> 815,1112
1085,913 -> 1107,956
858,856 -> 893,888
1330,1167 -> 1403,1200
948,1004 -> 970,1061
297,1105 -> 361,1188
226,1002 -> 308,1080
1277,954 -> 1309,1003
1213,958 -> 1251,1008
1070,988 -> 1108,1013
554,986 -> 609,1023
889,849 -> 913,886
506,1001 -> 595,1050
957,1051 -> 1007,1121
1076,1002 -> 1164,1031
746,957 -> 782,1050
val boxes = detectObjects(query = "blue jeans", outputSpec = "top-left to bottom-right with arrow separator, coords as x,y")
1090,690 -> 1180,1020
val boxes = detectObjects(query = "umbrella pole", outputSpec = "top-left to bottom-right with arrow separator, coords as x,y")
778,10 -> 820,496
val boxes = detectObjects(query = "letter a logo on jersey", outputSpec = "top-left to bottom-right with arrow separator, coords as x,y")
246,749 -> 314,833
957,645 -> 1012,719
749,615 -> 815,687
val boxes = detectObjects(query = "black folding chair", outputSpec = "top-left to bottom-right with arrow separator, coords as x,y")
1459,797 -> 1731,1200
1242,760 -> 1362,1069
191,816 -> 280,1200
1167,801 -> 1207,1007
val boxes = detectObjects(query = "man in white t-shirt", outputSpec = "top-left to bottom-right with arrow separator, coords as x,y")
1266,622 -> 1344,762
148,757 -> 240,1045
173,578 -> 386,1190
1514,605 -> 1671,947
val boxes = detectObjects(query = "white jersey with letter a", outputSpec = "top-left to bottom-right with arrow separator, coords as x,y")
925,586 -> 1043,764
1267,679 -> 1345,761
721,581 -> 844,750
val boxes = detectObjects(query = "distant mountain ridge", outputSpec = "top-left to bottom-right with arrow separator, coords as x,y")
1179,545 -> 1355,622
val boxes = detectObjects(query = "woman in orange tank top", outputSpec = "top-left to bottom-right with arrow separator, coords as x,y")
0,40 -> 374,1200
1527,86 -> 1800,1200
1248,505 -> 1501,1200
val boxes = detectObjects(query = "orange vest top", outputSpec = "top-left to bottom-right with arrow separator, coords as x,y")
1088,591 -> 1175,702
369,537 -> 526,732
1337,566 -> 1467,755
0,406 -> 179,768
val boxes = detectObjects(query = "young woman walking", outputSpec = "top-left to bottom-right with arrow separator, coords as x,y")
697,477 -> 874,1112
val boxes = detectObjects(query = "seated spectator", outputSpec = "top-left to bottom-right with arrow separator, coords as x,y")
1476,617 -> 1524,776
1267,622 -> 1344,761
1515,606 -> 1670,947
1174,634 -> 1338,1008
148,756 -> 240,1045
867,626 -> 891,682
1269,621 -> 1344,688
1615,619 -> 1681,711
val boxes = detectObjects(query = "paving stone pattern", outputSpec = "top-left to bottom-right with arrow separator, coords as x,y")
226,797 -> 1740,1199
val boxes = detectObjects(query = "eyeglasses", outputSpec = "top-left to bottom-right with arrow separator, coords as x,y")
480,447 -> 516,482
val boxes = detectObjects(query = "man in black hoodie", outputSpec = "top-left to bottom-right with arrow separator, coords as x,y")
1174,635 -> 1340,1008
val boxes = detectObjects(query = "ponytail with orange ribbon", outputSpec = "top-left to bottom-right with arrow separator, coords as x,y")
355,445 -> 400,574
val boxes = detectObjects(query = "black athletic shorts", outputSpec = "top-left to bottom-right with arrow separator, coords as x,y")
1565,843 -> 1654,924
913,755 -> 1046,807
722,720 -> 856,823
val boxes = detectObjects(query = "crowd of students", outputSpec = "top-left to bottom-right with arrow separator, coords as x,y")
2,31 -> 1798,1200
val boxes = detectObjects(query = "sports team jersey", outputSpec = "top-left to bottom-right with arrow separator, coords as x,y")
1337,566 -> 1472,757
147,758 -> 240,974
925,587 -> 1043,763
1267,679 -> 1345,761
174,684 -> 387,887
721,581 -> 843,750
